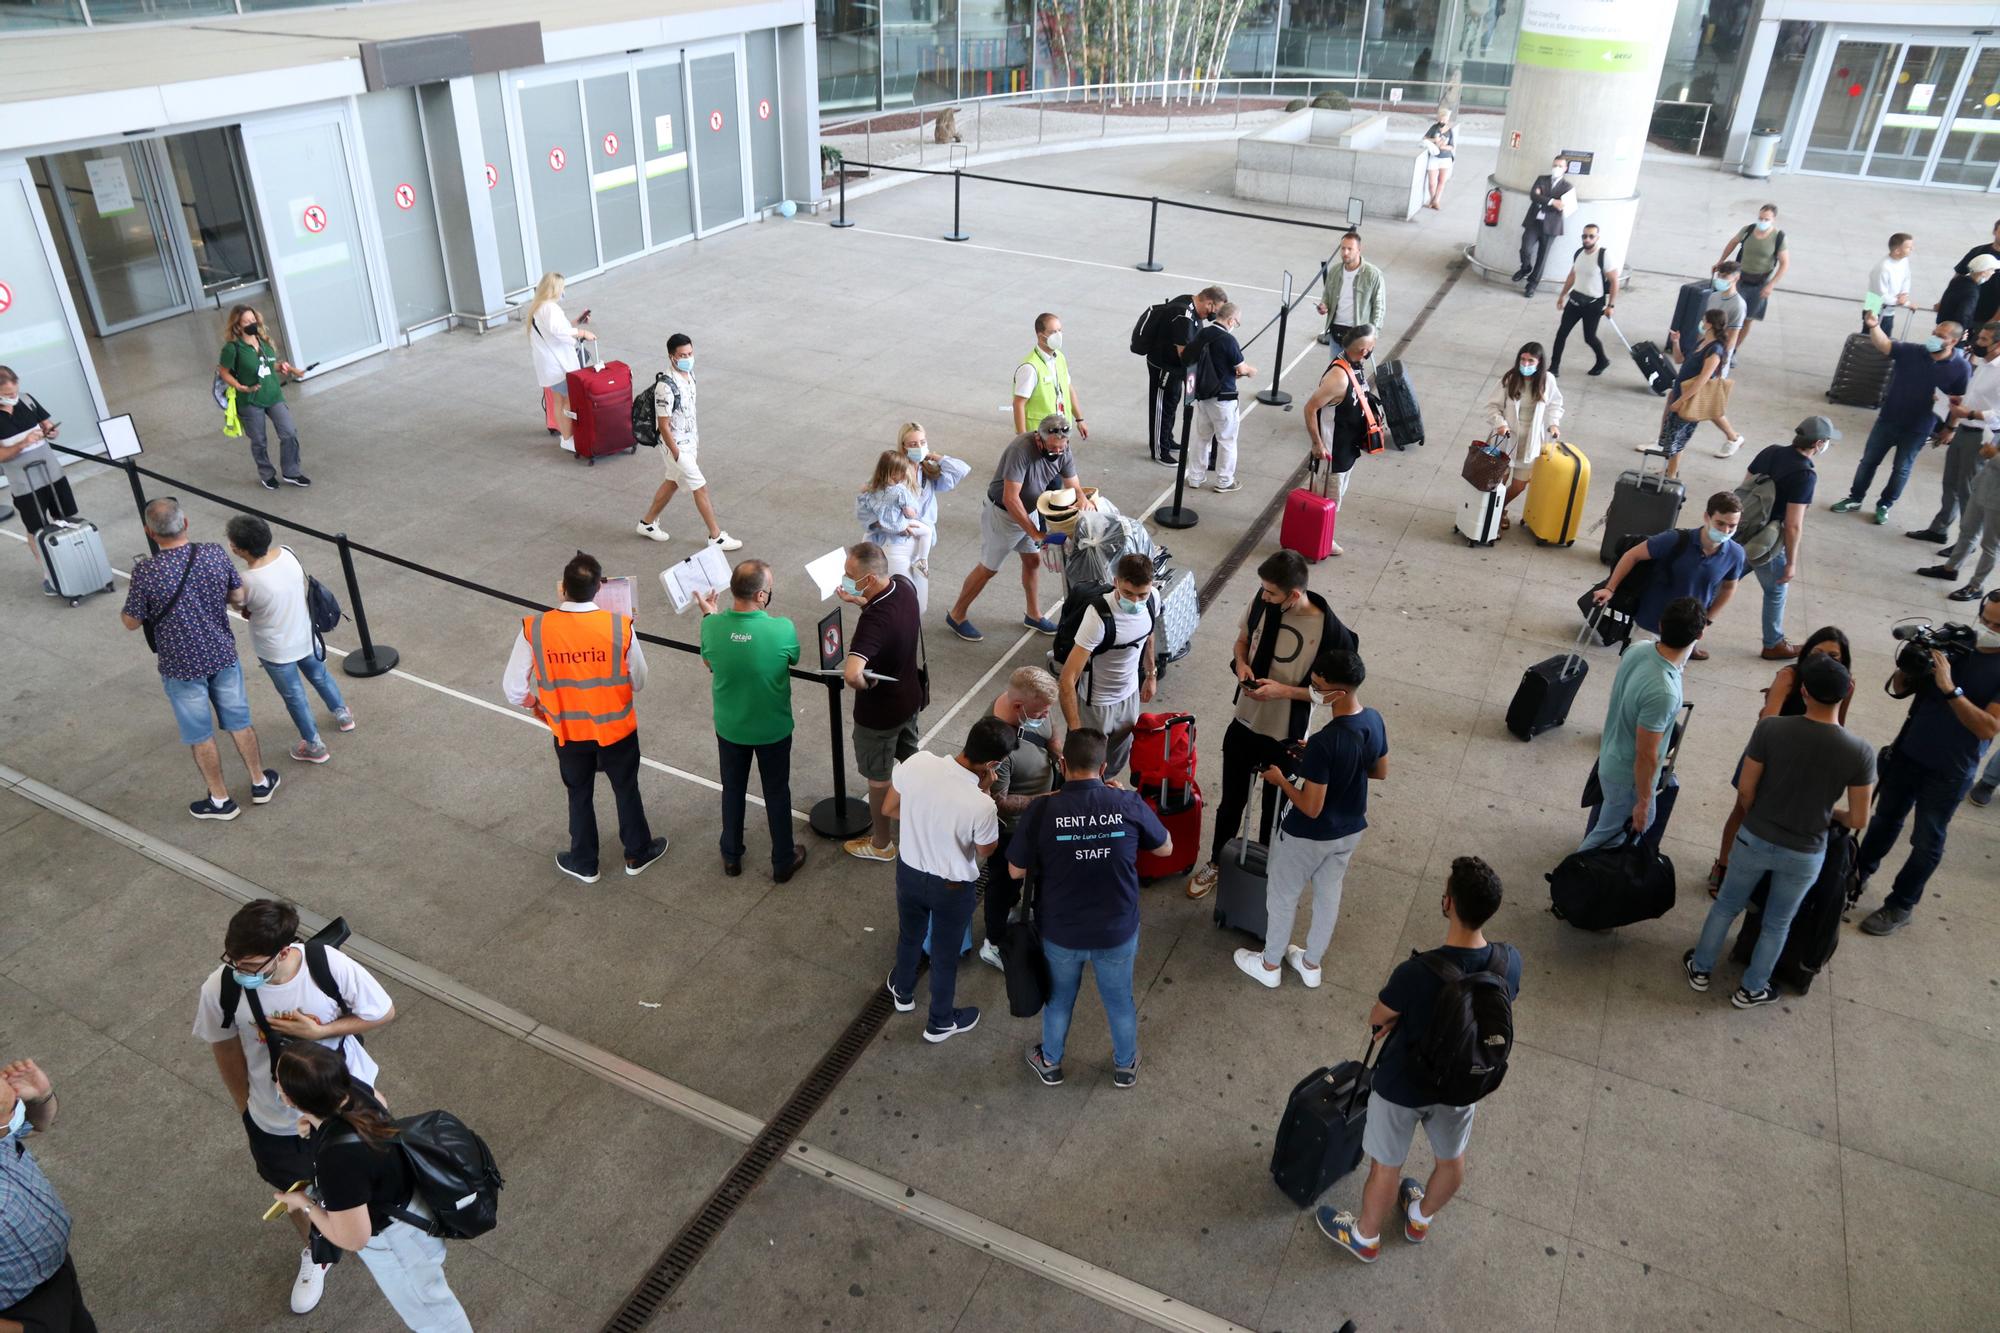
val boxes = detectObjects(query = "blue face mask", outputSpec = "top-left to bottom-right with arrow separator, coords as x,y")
1712,275 -> 1731,292
674,357 -> 693,373
233,967 -> 271,990
1926,335 -> 1946,354
4,1099 -> 25,1140
1706,525 -> 1732,545
1116,595 -> 1143,614
905,445 -> 926,461
839,575 -> 862,597
1517,361 -> 1538,377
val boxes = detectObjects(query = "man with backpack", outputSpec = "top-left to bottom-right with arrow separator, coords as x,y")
1317,856 -> 1518,1264
1136,285 -> 1228,467
634,333 -> 742,553
1715,204 -> 1789,357
1588,493 -> 1746,661
192,900 -> 397,1316
1056,553 -> 1159,780
225,515 -> 355,763
1740,417 -> 1840,659
1182,302 -> 1257,493
1547,223 -> 1618,378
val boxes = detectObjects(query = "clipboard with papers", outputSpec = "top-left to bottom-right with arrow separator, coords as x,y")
658,544 -> 732,613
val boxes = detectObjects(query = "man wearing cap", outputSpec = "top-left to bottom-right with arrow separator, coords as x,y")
1744,418 -> 1840,660
945,415 -> 1089,643
1831,312 -> 1969,526
1935,253 -> 1999,334
1681,651 -> 1875,1008
1911,320 -> 2000,555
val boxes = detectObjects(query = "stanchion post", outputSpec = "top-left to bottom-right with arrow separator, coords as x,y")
1154,369 -> 1200,530
809,676 -> 871,838
1135,196 -> 1163,272
943,169 -> 969,242
1257,270 -> 1295,407
123,458 -> 158,556
830,165 -> 854,229
334,533 -> 400,679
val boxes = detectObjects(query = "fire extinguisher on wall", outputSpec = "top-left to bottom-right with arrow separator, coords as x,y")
1483,188 -> 1502,227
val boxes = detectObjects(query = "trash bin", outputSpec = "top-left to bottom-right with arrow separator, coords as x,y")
1741,129 -> 1780,179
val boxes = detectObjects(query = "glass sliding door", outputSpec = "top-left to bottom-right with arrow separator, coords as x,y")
44,143 -> 194,334
689,50 -> 750,234
1800,40 -> 1896,175
1932,47 -> 2000,189
0,165 -> 104,459
746,30 -> 787,211
356,88 -> 452,334
583,73 -> 645,263
638,60 -> 697,246
475,74 -> 531,294
519,80 -> 598,278
1865,45 -> 1968,181
164,129 -> 265,300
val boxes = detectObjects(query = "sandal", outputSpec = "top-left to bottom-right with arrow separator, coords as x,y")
1499,515 -> 1512,531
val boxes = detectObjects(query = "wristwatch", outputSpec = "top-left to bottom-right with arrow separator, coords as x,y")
1952,686 -> 1966,699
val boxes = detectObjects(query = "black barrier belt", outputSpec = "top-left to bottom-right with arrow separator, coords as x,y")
49,442 -> 828,683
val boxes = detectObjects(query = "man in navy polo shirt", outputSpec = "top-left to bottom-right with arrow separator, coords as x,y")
1590,492 -> 1747,660
1009,728 -> 1169,1090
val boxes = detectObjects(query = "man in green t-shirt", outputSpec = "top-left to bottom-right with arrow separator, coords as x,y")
697,559 -> 804,881
216,304 -> 308,491
1578,597 -> 1704,852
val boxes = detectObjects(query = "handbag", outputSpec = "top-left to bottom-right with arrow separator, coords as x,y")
1461,433 -> 1511,492
1001,806 -> 1054,1017
1673,372 -> 1733,423
285,546 -> 344,661
141,544 -> 201,655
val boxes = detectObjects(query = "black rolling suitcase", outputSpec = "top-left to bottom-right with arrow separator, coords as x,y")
1728,823 -> 1858,994
1375,359 -> 1425,449
1269,1037 -> 1377,1207
1582,703 -> 1693,848
1597,447 -> 1686,564
1607,318 -> 1672,396
1827,332 -> 1894,409
1670,279 -> 1709,358
1505,613 -> 1599,741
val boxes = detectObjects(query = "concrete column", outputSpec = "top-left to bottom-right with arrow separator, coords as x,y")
1471,2 -> 1679,287
419,77 -> 509,329
1723,17 -> 1784,167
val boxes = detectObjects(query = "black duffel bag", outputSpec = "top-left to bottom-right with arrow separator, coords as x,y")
1547,834 -> 1676,931
1001,807 -> 1053,1017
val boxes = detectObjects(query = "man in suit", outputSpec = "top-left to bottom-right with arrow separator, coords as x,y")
1511,155 -> 1575,300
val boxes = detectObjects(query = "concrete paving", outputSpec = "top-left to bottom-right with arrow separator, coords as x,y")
3,131 -> 1998,1331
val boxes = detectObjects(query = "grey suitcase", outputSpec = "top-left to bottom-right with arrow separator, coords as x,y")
1597,447 -> 1686,564
1214,789 -> 1287,941
27,460 -> 115,607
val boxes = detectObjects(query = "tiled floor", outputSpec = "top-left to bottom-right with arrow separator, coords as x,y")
3,133 -> 1998,1331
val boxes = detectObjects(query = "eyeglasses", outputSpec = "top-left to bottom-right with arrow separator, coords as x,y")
220,952 -> 280,977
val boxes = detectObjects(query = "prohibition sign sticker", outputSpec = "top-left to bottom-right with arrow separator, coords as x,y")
549,146 -> 567,171
393,183 -> 415,210
484,163 -> 499,188
0,282 -> 12,315
302,205 -> 327,233
757,99 -> 771,120
602,132 -> 620,156
708,109 -> 724,132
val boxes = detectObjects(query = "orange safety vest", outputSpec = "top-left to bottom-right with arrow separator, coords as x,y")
523,609 -> 636,746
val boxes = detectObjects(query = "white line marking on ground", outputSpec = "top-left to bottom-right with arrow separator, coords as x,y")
827,224 -> 1283,295
3,763 -> 1249,1333
918,330 -> 1326,749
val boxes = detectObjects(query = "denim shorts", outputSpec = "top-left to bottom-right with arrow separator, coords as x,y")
163,661 -> 251,745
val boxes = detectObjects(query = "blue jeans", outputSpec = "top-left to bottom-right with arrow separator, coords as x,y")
1578,777 -> 1639,852
1752,544 -> 1789,649
163,661 -> 252,745
1844,414 -> 1933,509
717,734 -> 795,873
1692,829 -> 1826,993
891,861 -> 977,1028
1858,746 -> 1975,911
1980,743 -> 2000,791
1041,933 -> 1140,1070
260,655 -> 347,745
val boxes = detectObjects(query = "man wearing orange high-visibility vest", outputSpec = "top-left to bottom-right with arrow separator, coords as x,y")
502,550 -> 668,884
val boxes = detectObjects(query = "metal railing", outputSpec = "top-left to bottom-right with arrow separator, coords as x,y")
1651,99 -> 1717,157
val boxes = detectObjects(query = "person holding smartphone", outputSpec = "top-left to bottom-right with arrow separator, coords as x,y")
218,304 -> 310,491
0,365 -> 79,594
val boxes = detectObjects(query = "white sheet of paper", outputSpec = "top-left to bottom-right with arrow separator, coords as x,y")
98,414 -> 142,462
658,544 -> 732,613
1934,388 -> 1956,423
596,575 -> 635,619
805,547 -> 848,602
85,156 -> 133,215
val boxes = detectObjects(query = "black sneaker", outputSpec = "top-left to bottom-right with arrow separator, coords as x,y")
259,476 -> 279,491
555,851 -> 600,885
1948,584 -> 1987,602
1860,904 -> 1911,935
281,474 -> 312,488
189,796 -> 241,821
923,1006 -> 980,1043
624,836 -> 669,877
1154,451 -> 1181,469
1587,359 -> 1610,377
1731,985 -> 1777,1010
1905,528 -> 1950,543
1026,1044 -> 1064,1086
885,973 -> 914,1013
1682,949 -> 1710,993
249,769 -> 281,804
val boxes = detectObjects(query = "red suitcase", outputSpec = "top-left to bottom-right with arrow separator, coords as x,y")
1130,713 -> 1196,789
1282,457 -> 1339,561
565,361 -> 636,463
1138,779 -> 1202,882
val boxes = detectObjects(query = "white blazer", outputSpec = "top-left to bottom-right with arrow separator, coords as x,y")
1483,375 -> 1565,466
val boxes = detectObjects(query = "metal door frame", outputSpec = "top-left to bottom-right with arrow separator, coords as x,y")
45,140 -> 199,336
632,48 -> 699,253
0,156 -> 110,429
1795,28 -> 1990,188
681,35 -> 754,240
160,126 -> 272,307
1858,39 -> 1977,184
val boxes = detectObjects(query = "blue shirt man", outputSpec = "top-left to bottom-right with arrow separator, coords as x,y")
1592,495 -> 1748,657
1579,597 -> 1706,852
1835,313 -> 1970,520
1010,727 -> 1168,1088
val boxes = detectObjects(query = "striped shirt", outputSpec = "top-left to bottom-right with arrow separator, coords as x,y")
0,1132 -> 72,1307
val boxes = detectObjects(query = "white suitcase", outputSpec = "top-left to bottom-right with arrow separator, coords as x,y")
25,460 -> 116,606
1455,481 -> 1505,547
1156,566 -> 1200,667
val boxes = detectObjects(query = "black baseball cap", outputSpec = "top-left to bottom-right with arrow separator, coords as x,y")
1798,651 -> 1851,704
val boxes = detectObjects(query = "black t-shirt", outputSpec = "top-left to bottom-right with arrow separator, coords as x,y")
1149,294 -> 1198,368
1748,443 -> 1817,510
1955,242 -> 2000,323
1939,274 -> 1982,331
311,1089 -> 412,1235
1193,326 -> 1245,400
849,575 -> 922,730
1374,943 -> 1522,1108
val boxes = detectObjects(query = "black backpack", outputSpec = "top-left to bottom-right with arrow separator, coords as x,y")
1048,583 -> 1158,688
282,546 -> 344,661
218,917 -> 359,1080
1180,325 -> 1224,400
386,1110 -> 505,1239
1405,943 -> 1517,1106
630,372 -> 683,448
1130,296 -> 1191,358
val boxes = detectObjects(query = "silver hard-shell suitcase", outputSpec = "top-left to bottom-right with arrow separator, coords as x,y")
27,460 -> 114,607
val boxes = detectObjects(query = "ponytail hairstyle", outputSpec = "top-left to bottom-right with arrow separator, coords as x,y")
277,1042 -> 398,1149
1699,308 -> 1729,350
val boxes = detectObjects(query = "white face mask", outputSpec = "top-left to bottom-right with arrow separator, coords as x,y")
0,395 -> 17,409
1979,623 -> 2000,650
1045,331 -> 1064,352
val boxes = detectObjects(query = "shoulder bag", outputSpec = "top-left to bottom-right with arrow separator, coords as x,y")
1674,366 -> 1734,423
1001,801 -> 1054,1017
141,544 -> 202,655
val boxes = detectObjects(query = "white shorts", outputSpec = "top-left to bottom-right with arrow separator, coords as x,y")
662,439 -> 705,489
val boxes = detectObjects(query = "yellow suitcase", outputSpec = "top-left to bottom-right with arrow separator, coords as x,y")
1525,440 -> 1591,547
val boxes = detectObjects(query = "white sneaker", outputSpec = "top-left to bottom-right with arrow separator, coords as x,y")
636,521 -> 670,543
1285,945 -> 1323,989
709,532 -> 744,552
1185,473 -> 1207,489
291,1248 -> 328,1314
1233,947 -> 1281,989
1714,435 -> 1745,458
978,939 -> 1005,971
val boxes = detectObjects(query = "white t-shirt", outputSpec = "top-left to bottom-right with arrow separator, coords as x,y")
239,548 -> 314,665
192,945 -> 395,1135
1335,266 -> 1359,325
1072,597 -> 1156,705
1869,255 -> 1911,304
656,368 -> 698,446
891,750 -> 1000,883
1569,248 -> 1607,300
530,303 -> 581,388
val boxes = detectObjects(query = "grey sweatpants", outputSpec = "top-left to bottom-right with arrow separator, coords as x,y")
1946,484 -> 2000,589
1078,690 -> 1143,780
1261,826 -> 1362,968
1928,431 -> 1988,534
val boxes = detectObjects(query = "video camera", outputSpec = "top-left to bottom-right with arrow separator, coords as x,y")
1891,619 -> 1979,678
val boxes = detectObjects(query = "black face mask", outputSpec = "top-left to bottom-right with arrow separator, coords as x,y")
243,323 -> 261,338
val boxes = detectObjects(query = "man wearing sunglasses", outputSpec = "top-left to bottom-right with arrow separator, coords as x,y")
191,900 -> 396,1317
945,413 -> 1090,643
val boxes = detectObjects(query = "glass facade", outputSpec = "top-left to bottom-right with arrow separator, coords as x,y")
0,0 -> 353,29
1789,29 -> 2000,190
